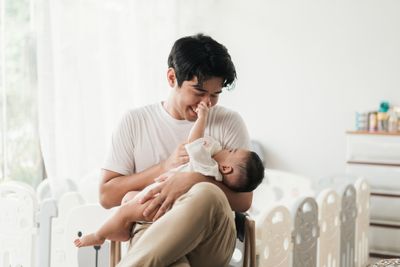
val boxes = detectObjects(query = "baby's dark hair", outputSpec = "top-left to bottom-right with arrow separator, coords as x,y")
229,151 -> 265,192
168,33 -> 237,90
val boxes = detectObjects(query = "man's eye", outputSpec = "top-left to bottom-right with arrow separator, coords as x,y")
211,94 -> 218,98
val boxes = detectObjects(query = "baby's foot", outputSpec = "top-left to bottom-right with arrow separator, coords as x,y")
74,233 -> 105,247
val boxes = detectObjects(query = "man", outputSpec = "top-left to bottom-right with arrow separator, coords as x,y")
100,33 -> 252,267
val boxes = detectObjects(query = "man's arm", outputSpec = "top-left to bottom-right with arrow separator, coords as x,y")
139,172 -> 252,221
100,142 -> 189,208
100,165 -> 164,209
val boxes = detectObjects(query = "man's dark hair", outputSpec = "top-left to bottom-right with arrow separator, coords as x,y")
233,151 -> 265,192
168,33 -> 236,89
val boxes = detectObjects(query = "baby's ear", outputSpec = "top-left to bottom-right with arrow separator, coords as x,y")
219,165 -> 233,174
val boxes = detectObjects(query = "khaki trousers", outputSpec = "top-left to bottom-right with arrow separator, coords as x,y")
116,182 -> 236,267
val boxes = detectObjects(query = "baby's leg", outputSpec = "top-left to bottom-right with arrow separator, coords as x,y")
74,232 -> 106,248
132,182 -> 161,202
74,198 -> 145,247
122,191 -> 140,204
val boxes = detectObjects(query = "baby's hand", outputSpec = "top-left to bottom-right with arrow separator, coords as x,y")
195,101 -> 210,119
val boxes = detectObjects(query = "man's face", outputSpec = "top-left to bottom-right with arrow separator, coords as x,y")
169,72 -> 223,121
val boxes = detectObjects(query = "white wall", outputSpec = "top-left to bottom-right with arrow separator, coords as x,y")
42,0 -> 400,182
174,0 -> 400,179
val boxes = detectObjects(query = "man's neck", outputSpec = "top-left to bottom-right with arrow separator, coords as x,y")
162,100 -> 180,120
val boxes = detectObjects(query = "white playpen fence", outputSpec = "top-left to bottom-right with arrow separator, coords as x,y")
0,169 -> 370,267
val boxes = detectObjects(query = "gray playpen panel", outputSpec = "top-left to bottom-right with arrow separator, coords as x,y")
340,185 -> 357,267
292,197 -> 319,267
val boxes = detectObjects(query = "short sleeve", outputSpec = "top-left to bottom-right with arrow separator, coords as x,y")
102,112 -> 136,175
222,111 -> 251,150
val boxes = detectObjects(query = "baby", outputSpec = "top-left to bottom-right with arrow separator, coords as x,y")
74,101 -> 264,247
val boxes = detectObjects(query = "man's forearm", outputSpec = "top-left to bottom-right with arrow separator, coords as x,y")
99,163 -> 166,209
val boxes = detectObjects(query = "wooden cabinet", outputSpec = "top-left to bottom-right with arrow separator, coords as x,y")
346,131 -> 400,257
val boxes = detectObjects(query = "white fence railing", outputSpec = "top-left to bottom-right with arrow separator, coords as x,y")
0,169 -> 370,267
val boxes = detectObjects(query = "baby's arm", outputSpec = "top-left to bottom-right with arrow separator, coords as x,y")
188,101 -> 210,143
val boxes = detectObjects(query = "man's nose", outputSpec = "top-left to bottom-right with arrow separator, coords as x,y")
201,95 -> 211,106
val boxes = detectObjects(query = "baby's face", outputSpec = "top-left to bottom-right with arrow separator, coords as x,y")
213,148 -> 248,167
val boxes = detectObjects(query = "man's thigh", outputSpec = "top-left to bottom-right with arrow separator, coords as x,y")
119,183 -> 236,267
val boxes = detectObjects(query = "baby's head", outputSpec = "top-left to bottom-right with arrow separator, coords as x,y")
213,148 -> 264,192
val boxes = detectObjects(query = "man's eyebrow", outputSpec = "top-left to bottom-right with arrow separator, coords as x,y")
192,85 -> 222,94
192,84 -> 205,91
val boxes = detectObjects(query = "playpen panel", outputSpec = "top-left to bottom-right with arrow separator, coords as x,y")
0,181 -> 38,267
51,192 -> 85,267
248,183 -> 277,223
257,205 -> 292,267
64,204 -> 113,267
266,169 -> 314,201
292,197 -> 319,267
340,185 -> 357,267
36,199 -> 58,267
317,189 -> 341,267
36,179 -> 51,202
354,178 -> 370,267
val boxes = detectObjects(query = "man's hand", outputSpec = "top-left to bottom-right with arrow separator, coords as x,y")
137,172 -> 206,221
131,197 -> 158,222
161,143 -> 189,172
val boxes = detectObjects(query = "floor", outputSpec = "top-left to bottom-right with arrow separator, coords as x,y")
368,257 -> 400,266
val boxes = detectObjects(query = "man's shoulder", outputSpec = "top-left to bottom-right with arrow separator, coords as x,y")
210,105 -> 238,116
123,103 -> 161,118
116,103 -> 162,129
127,102 -> 160,113
209,105 -> 242,122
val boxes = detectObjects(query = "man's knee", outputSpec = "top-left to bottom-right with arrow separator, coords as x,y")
190,182 -> 224,199
186,182 -> 230,213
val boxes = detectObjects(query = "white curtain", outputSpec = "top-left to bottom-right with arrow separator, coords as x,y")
35,0 -> 186,198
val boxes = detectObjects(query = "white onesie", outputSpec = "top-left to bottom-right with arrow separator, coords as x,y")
134,136 -> 223,201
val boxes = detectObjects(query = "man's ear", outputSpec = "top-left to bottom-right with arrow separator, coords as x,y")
219,165 -> 233,174
167,68 -> 176,87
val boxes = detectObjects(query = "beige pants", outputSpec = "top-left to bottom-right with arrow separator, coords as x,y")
116,182 -> 236,267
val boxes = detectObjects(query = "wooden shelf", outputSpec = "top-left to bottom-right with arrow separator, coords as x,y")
346,160 -> 400,167
371,190 -> 400,198
370,219 -> 400,229
347,131 -> 400,136
370,250 -> 400,259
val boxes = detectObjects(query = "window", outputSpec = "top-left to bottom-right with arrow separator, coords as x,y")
0,0 -> 45,187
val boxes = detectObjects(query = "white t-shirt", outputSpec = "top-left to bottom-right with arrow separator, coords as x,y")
103,102 -> 250,176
